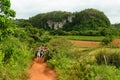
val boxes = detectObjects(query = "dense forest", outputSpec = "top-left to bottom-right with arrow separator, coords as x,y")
28,9 -> 110,31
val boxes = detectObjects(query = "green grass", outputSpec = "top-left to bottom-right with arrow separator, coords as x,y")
53,36 -> 105,42
89,48 -> 120,55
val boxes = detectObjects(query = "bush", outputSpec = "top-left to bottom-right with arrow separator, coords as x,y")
45,38 -> 72,60
102,35 -> 114,45
69,56 -> 96,80
39,32 -> 51,43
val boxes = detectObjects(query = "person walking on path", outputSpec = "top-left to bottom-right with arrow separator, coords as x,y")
35,45 -> 48,63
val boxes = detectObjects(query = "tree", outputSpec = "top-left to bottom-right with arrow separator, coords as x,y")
0,0 -> 16,40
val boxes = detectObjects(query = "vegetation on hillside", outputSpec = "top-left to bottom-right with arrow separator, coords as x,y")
73,9 -> 110,31
28,9 -> 110,31
29,11 -> 72,29
27,9 -> 120,36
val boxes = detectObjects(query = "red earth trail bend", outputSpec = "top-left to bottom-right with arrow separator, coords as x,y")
28,58 -> 57,80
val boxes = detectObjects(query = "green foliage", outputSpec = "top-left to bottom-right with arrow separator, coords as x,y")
68,48 -> 120,80
29,9 -> 110,32
102,35 -> 114,45
79,30 -> 101,36
95,49 -> 120,68
112,23 -> 120,29
14,26 -> 51,48
93,65 -> 120,80
0,1 -> 33,79
0,37 -> 32,80
39,32 -> 51,43
49,29 -> 67,35
47,38 -> 120,80
0,0 -> 16,40
15,19 -> 32,28
0,16 -> 16,40
99,28 -> 112,36
28,8 -> 113,37
47,52 -> 71,80
46,38 -> 73,80
14,28 -> 29,41
29,11 -> 72,29
25,26 -> 44,42
0,0 -> 15,17
73,8 -> 110,31
45,38 -> 72,60
69,56 -> 96,80
54,36 -> 104,41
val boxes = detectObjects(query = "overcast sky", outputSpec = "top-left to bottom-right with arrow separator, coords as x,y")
11,0 -> 120,24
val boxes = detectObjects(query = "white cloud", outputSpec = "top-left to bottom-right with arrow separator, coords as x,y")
11,0 -> 120,23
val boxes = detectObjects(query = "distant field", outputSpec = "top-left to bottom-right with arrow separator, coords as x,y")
70,40 -> 100,47
53,36 -> 105,41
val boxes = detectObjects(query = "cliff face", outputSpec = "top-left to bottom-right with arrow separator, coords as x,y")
29,11 -> 75,30
47,15 -> 74,30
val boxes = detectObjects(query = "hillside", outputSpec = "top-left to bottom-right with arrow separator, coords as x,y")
28,9 -> 110,31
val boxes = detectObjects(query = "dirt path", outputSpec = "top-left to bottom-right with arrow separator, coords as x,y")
28,58 -> 57,80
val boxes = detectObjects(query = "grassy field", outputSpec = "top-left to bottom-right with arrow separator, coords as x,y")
53,36 -> 105,41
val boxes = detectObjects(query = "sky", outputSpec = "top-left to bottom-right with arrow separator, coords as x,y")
11,0 -> 120,24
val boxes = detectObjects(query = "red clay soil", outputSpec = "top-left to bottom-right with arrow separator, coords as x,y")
112,39 -> 120,46
70,40 -> 100,47
28,58 -> 57,80
70,39 -> 120,47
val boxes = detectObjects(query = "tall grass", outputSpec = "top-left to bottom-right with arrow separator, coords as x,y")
0,37 -> 32,80
95,49 -> 120,68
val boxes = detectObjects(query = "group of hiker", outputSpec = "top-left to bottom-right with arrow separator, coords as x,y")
35,45 -> 48,58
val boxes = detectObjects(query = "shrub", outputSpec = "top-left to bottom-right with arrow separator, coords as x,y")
14,28 -> 29,42
102,35 -> 114,45
45,38 -> 72,60
69,56 -> 96,80
39,32 -> 51,43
